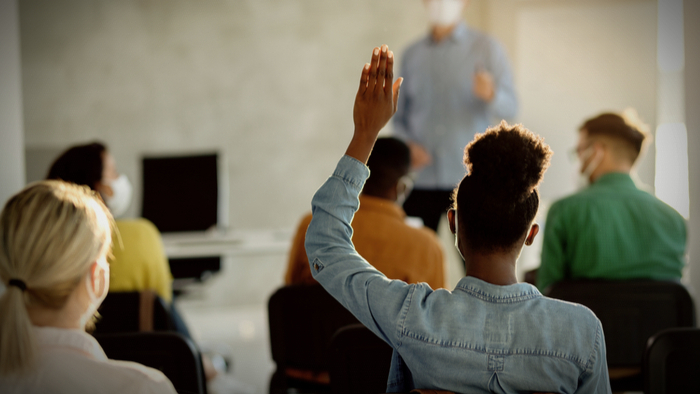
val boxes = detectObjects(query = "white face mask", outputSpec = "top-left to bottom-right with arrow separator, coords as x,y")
80,258 -> 110,328
105,174 -> 132,218
426,0 -> 464,27
396,176 -> 414,207
576,146 -> 603,190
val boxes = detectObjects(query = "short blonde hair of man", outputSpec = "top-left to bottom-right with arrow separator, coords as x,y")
0,180 -> 113,375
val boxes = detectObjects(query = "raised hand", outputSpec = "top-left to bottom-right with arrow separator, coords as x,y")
346,45 -> 404,164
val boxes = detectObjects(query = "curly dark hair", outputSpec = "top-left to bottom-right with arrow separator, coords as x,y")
452,121 -> 552,252
46,142 -> 107,191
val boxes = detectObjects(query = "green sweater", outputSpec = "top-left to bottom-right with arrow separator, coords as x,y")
537,172 -> 687,292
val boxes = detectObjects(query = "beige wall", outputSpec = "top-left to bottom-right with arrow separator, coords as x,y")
489,0 -> 658,199
0,0 -> 25,207
20,0 -> 427,229
20,0 -> 661,231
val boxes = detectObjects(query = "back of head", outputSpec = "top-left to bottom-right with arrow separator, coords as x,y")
580,111 -> 648,164
47,142 -> 107,191
362,137 -> 411,197
453,121 -> 552,252
0,181 -> 112,375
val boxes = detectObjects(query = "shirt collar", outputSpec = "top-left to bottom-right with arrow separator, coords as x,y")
33,326 -> 108,361
591,172 -> 637,190
455,276 -> 542,302
359,194 -> 406,220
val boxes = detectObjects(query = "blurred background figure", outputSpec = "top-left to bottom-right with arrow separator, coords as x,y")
537,111 -> 687,292
47,142 -> 174,304
0,181 -> 177,394
286,137 -> 445,289
394,0 -> 517,232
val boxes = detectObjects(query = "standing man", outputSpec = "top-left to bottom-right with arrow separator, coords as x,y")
394,0 -> 518,231
537,112 -> 687,293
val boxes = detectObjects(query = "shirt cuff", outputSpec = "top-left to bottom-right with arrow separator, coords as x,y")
333,155 -> 370,191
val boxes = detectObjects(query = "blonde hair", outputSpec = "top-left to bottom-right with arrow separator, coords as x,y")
0,180 -> 112,375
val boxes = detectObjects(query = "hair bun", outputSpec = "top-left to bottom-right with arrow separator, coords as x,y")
464,121 -> 552,202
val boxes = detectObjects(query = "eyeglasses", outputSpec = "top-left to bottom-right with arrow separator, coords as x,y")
568,144 -> 592,163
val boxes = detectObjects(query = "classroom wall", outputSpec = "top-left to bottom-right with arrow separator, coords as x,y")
20,0 -> 429,229
20,0 -> 660,233
0,0 -> 25,207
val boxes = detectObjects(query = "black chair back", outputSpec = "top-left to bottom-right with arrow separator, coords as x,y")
328,324 -> 393,394
547,280 -> 695,368
94,291 -> 173,334
644,327 -> 700,394
95,332 -> 207,394
268,285 -> 359,394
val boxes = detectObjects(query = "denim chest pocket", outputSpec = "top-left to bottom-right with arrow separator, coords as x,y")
311,258 -> 324,274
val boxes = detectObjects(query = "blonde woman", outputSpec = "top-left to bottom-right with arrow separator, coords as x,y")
0,181 -> 176,394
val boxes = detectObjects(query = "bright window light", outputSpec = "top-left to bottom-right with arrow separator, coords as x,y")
655,123 -> 690,219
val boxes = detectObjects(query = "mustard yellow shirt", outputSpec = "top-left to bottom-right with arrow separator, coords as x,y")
286,194 -> 445,288
109,219 -> 173,303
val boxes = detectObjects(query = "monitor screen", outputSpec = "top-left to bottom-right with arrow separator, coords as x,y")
142,153 -> 220,233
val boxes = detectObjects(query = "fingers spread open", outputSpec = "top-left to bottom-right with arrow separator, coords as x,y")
369,47 -> 380,90
376,45 -> 388,92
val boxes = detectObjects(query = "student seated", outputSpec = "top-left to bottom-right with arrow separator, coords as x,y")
0,181 -> 176,393
537,112 -> 687,292
286,137 -> 444,288
304,45 -> 611,393
47,142 -> 174,302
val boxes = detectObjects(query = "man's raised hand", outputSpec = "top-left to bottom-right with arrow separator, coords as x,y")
346,45 -> 403,164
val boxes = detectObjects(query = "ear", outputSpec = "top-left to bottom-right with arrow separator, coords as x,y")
447,208 -> 456,234
524,223 -> 539,246
94,181 -> 114,198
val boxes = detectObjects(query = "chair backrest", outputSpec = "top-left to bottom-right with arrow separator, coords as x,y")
547,279 -> 695,367
95,331 -> 207,394
328,324 -> 394,394
93,290 -> 173,334
268,285 -> 359,391
644,327 -> 700,394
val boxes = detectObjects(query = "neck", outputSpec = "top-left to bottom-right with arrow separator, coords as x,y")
361,189 -> 397,202
461,245 -> 519,286
590,161 -> 632,183
431,23 -> 458,42
27,287 -> 87,330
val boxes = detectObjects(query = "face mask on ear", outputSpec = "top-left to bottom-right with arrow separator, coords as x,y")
105,174 -> 133,218
453,210 -> 465,260
426,0 -> 464,27
576,146 -> 603,190
396,176 -> 414,207
80,259 -> 110,329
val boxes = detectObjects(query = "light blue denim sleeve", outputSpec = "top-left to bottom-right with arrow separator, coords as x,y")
576,322 -> 612,394
305,155 -> 417,349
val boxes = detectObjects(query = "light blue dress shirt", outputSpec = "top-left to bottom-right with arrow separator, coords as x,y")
393,22 -> 518,189
305,156 -> 611,394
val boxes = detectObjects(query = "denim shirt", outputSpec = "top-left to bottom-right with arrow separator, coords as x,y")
305,156 -> 611,394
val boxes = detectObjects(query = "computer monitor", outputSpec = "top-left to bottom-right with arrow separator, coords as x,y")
141,153 -> 228,233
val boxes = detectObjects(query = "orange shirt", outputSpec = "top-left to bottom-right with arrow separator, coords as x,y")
285,194 -> 445,289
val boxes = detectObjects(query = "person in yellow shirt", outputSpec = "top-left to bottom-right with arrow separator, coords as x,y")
286,137 -> 445,288
47,142 -> 173,302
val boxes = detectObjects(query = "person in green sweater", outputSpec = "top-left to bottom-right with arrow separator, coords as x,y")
537,111 -> 687,293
